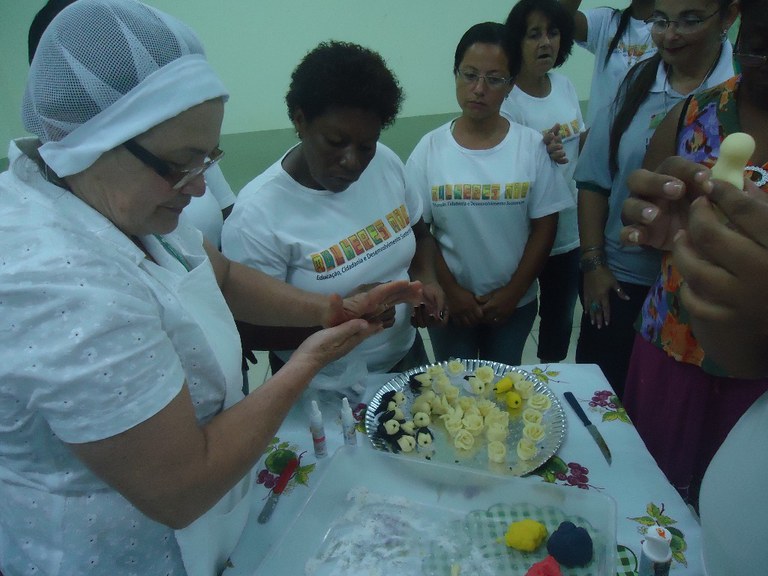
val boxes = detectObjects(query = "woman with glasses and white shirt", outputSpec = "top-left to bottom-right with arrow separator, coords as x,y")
0,3 -> 421,574
573,0 -> 735,399
406,22 -> 572,365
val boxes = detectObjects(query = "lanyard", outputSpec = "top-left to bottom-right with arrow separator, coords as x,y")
153,234 -> 191,272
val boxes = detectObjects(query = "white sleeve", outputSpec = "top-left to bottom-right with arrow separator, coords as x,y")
5,259 -> 184,443
528,139 -> 575,220
404,136 -> 433,224
220,189 -> 290,281
204,164 -> 236,210
584,7 -> 614,54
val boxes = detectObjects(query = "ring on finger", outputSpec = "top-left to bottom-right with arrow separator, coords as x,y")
589,301 -> 602,312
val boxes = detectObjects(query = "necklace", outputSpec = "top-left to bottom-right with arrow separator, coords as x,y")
662,45 -> 722,114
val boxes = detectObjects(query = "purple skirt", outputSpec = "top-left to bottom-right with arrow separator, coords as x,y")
624,335 -> 768,500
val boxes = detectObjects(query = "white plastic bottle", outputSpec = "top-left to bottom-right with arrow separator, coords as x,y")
638,525 -> 672,576
341,396 -> 357,446
309,400 -> 327,458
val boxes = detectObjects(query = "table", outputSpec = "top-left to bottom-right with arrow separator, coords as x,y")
225,363 -> 702,575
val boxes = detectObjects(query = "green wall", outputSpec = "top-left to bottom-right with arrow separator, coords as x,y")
0,0 -> 606,182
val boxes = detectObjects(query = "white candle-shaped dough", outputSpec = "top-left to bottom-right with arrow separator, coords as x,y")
711,132 -> 755,189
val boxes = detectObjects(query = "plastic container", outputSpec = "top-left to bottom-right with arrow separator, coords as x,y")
257,446 -> 617,575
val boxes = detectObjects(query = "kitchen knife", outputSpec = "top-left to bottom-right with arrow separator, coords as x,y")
563,392 -> 612,465
257,457 -> 299,524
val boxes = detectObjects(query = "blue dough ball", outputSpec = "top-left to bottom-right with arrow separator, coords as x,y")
546,521 -> 593,567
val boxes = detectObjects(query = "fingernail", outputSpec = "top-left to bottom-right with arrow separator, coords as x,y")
663,180 -> 683,197
673,229 -> 685,242
642,207 -> 658,222
628,229 -> 640,244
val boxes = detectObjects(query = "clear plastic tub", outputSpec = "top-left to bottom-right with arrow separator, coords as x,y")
256,446 -> 617,575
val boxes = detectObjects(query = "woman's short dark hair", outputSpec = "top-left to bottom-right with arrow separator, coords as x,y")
505,0 -> 575,73
453,22 -> 516,77
286,41 -> 403,129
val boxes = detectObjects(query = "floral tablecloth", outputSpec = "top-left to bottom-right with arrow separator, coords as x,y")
225,363 -> 702,575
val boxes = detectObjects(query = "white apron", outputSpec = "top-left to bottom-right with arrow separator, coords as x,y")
145,235 -> 255,576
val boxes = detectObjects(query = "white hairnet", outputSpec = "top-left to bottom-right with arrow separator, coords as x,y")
23,0 -> 229,177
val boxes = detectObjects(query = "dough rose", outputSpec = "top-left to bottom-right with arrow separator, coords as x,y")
487,440 -> 507,463
517,438 -> 538,461
523,422 -> 546,443
454,429 -> 475,451
528,393 -> 552,411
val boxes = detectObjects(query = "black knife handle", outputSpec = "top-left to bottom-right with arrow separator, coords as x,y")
563,392 -> 591,427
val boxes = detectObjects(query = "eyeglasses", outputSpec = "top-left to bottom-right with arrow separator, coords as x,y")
455,69 -> 511,89
734,51 -> 768,68
645,9 -> 719,34
123,139 -> 224,190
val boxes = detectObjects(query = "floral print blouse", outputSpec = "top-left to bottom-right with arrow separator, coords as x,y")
637,76 -> 768,375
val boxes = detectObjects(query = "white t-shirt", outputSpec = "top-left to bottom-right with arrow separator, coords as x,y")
181,164 -> 236,247
0,140 -> 242,575
700,390 -> 768,576
222,143 -> 420,374
574,42 -> 734,285
581,7 -> 657,127
405,120 -> 573,307
502,72 -> 584,255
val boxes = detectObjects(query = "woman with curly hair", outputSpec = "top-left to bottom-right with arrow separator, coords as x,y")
503,0 -> 583,363
222,42 -> 445,390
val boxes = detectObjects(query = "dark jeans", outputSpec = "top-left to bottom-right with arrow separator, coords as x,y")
575,278 -> 650,399
429,299 -> 538,366
537,248 -> 579,362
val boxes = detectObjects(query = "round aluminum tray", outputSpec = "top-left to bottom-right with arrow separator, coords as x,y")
365,359 -> 566,476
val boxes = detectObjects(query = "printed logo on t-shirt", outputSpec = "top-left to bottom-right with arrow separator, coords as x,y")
431,182 -> 529,205
617,40 -> 653,65
542,120 -> 582,140
309,205 -> 411,274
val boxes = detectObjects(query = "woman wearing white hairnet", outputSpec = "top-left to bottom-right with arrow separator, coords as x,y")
0,1 -> 421,574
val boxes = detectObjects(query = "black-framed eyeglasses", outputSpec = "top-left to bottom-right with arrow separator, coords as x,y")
123,139 -> 224,190
645,9 -> 719,34
455,69 -> 511,89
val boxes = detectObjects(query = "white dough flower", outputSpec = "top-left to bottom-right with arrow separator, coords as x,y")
486,423 -> 509,442
441,414 -> 463,436
432,374 -> 451,394
457,396 -> 477,413
523,422 -> 546,443
454,429 -> 476,451
462,413 -> 484,436
484,409 -> 510,429
528,393 -> 552,412
411,399 -> 432,415
447,359 -> 465,375
487,440 -> 507,463
513,378 -> 534,399
476,398 -> 497,417
517,438 -> 538,461
522,408 -> 543,425
474,366 -> 495,384
443,384 -> 460,403
428,364 -> 447,378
